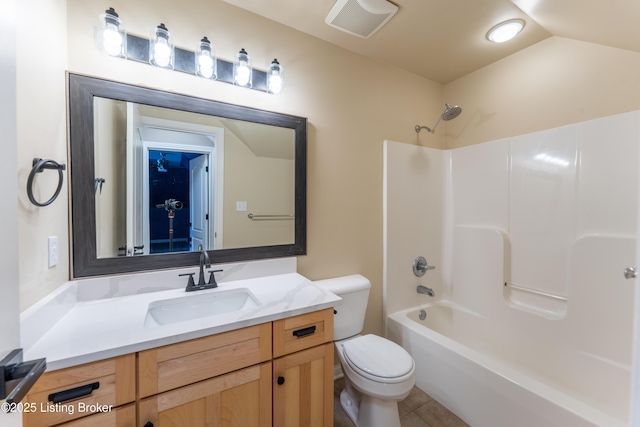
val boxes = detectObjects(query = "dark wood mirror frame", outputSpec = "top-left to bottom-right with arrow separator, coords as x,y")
68,73 -> 307,278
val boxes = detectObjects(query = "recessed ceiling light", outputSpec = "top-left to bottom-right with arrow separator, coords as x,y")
487,19 -> 524,43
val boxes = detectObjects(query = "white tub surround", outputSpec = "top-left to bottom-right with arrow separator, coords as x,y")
387,304 -> 626,427
21,258 -> 341,371
383,110 -> 640,426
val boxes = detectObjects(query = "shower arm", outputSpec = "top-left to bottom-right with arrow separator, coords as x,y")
415,115 -> 444,134
415,103 -> 462,134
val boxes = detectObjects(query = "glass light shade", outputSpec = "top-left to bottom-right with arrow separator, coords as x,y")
487,19 -> 524,43
100,7 -> 125,58
150,23 -> 174,69
233,48 -> 252,88
267,58 -> 284,95
196,36 -> 217,79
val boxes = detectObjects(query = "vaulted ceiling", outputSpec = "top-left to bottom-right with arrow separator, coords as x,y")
222,0 -> 640,84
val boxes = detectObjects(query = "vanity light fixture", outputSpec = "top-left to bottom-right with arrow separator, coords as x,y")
196,36 -> 217,79
487,19 -> 524,43
95,7 -> 284,94
267,58 -> 283,95
99,7 -> 126,58
233,48 -> 252,88
150,23 -> 174,69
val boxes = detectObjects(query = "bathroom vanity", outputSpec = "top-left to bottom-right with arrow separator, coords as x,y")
20,260 -> 339,427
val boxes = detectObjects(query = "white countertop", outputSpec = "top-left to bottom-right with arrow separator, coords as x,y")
22,259 -> 341,371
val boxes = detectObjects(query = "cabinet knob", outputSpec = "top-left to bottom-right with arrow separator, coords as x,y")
277,376 -> 285,385
144,422 -> 154,427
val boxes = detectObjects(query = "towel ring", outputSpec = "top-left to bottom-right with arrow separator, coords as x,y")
27,158 -> 66,207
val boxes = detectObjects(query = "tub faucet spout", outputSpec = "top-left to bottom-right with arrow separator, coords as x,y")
417,285 -> 435,297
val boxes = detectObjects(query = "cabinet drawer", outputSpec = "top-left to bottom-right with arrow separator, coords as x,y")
57,403 -> 135,427
139,323 -> 272,398
273,308 -> 334,358
22,354 -> 135,427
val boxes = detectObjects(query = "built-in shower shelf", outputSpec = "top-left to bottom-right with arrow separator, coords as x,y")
503,282 -> 567,320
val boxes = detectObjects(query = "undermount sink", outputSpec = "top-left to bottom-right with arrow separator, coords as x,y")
144,288 -> 260,326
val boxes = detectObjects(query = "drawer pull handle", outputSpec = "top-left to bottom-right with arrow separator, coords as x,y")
277,376 -> 285,385
292,325 -> 316,338
48,382 -> 99,404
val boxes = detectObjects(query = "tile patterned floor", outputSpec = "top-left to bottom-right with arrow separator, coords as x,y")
334,377 -> 469,427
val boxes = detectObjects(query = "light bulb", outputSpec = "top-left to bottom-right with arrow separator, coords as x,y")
235,64 -> 250,86
198,55 -> 214,78
233,48 -> 252,87
196,36 -> 216,79
100,7 -> 124,57
150,23 -> 173,69
103,23 -> 123,56
267,58 -> 283,95
154,39 -> 171,67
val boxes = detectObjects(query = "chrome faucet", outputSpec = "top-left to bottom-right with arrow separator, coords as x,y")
179,245 -> 223,292
417,285 -> 435,297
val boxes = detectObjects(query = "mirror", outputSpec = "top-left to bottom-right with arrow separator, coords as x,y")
69,73 -> 307,278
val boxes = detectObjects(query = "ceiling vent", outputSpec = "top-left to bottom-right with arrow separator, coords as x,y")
325,0 -> 398,38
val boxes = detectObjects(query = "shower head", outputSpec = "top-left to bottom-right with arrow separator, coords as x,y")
441,103 -> 462,121
415,103 -> 463,134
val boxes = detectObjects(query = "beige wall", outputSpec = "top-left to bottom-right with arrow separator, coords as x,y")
22,2 -> 638,336
223,135 -> 295,248
19,0 -> 442,338
95,98 -> 127,258
17,0 -> 69,310
443,37 -> 640,148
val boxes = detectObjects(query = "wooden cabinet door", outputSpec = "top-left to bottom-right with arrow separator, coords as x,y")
273,343 -> 334,427
139,363 -> 272,427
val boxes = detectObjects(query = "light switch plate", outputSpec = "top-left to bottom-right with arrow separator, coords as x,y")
236,201 -> 247,212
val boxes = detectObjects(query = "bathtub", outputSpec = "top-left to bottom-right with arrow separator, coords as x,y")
386,301 -> 630,427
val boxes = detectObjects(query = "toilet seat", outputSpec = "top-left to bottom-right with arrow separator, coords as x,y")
342,334 -> 414,384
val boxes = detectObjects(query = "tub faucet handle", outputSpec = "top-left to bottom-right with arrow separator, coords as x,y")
413,256 -> 435,277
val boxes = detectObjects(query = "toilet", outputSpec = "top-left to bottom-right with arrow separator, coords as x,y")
314,274 -> 415,427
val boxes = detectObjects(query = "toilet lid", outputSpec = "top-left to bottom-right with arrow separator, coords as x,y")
342,334 -> 414,379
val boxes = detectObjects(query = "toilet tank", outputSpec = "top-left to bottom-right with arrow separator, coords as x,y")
314,274 -> 371,341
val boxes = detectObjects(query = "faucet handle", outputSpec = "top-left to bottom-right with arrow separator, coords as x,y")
413,256 -> 436,277
179,273 -> 196,289
207,269 -> 223,287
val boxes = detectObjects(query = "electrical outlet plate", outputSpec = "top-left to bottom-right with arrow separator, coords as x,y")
48,236 -> 58,267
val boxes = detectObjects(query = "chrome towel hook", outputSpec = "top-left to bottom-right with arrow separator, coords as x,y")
27,158 -> 66,207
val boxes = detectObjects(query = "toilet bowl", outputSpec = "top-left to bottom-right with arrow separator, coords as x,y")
314,275 -> 416,427
336,334 -> 415,426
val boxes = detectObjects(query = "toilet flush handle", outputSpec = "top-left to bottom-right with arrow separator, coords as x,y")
624,266 -> 637,279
